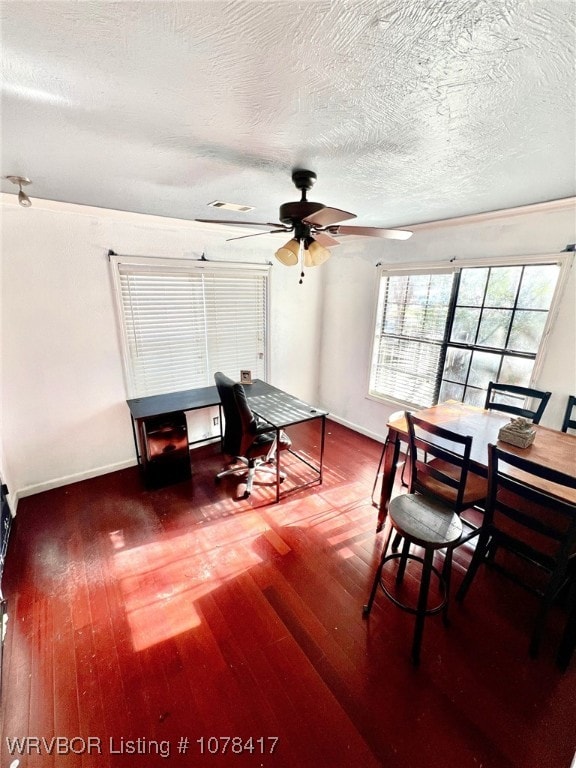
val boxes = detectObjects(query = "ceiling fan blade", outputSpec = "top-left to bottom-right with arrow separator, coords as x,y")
226,229 -> 290,242
313,231 -> 340,248
331,225 -> 413,240
304,207 -> 357,227
196,218 -> 285,229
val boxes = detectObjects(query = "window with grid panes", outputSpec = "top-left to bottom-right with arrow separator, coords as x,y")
111,256 -> 268,398
369,262 -> 561,409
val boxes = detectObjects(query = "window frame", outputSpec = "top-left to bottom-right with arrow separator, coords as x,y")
110,254 -> 271,398
367,252 -> 573,410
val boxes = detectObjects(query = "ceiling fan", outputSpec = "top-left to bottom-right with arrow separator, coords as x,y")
196,169 -> 413,281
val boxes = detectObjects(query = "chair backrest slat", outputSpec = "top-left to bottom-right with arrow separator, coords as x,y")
561,395 -> 576,433
486,444 -> 576,562
485,382 -> 551,424
493,488 -> 570,545
406,412 -> 473,512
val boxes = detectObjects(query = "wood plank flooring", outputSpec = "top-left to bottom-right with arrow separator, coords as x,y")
1,420 -> 575,768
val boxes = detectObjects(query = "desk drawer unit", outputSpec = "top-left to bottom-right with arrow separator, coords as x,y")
137,412 -> 191,488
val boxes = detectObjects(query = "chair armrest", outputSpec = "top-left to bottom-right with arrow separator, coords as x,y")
252,416 -> 276,434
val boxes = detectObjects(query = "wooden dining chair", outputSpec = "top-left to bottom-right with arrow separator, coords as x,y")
557,580 -> 576,670
484,382 -> 551,424
561,394 -> 576,433
363,413 -> 486,665
371,410 -> 408,506
457,443 -> 576,666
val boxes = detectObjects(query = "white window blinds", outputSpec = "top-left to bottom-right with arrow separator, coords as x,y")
369,259 -> 563,410
112,257 -> 268,397
369,271 -> 453,407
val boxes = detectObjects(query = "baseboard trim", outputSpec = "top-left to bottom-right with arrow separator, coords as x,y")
16,459 -> 138,503
327,414 -> 385,445
12,418 -> 384,506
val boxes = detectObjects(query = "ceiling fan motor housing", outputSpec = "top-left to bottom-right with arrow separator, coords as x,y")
279,200 -> 325,225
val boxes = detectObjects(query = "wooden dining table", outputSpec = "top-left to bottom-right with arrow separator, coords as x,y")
376,400 -> 576,532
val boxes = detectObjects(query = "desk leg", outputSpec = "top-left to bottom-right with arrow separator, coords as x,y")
319,415 -> 326,484
271,415 -> 323,503
131,416 -> 142,465
377,429 -> 401,532
275,427 -> 281,504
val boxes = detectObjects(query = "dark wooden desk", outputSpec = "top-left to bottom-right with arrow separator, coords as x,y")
127,385 -> 220,486
127,380 -> 275,473
377,401 -> 576,531
127,380 -> 328,498
127,379 -> 277,421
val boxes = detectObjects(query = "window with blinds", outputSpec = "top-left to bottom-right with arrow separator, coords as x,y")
369,262 -> 562,409
111,256 -> 268,397
369,271 -> 453,407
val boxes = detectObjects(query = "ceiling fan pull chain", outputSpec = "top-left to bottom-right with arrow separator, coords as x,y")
299,240 -> 305,284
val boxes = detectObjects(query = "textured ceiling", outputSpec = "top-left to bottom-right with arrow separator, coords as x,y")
1,0 -> 575,230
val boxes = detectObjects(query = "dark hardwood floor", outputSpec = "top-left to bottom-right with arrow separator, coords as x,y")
1,420 -> 575,768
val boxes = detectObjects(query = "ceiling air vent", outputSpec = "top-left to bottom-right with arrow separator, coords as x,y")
207,201 -> 254,212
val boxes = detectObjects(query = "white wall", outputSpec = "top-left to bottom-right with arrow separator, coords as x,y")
2,196 -> 574,503
1,198 -> 322,502
319,201 -> 576,439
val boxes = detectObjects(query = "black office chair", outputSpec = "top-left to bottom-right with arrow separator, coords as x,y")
214,372 -> 291,498
363,413 -> 487,665
561,395 -> 576,433
457,443 -> 576,667
484,382 -> 551,424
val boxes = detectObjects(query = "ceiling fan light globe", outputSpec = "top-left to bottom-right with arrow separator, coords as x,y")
305,240 -> 331,266
275,238 -> 300,266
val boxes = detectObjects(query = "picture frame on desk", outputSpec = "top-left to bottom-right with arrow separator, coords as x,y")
240,370 -> 252,384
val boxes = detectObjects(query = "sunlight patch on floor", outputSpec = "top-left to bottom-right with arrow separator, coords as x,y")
111,512 -> 285,651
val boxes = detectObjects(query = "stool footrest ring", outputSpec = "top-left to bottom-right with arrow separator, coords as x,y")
378,552 -> 447,616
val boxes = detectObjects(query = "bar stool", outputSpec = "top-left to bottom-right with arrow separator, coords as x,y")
363,412 -> 482,665
363,494 -> 462,665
